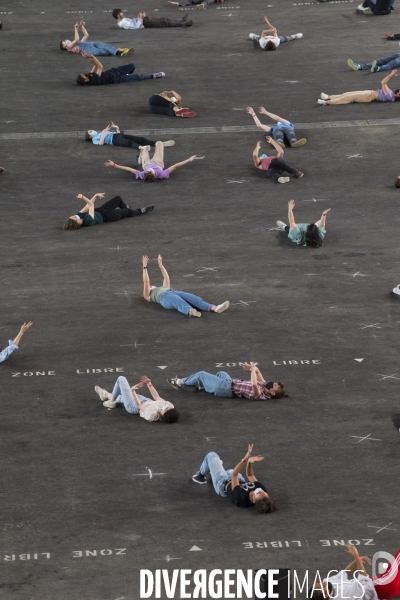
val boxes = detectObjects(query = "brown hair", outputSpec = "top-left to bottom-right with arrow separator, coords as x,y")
144,171 -> 156,183
84,131 -> 92,141
159,408 -> 179,423
62,218 -> 82,231
112,8 -> 122,19
264,41 -> 277,51
395,177 -> 400,188
76,74 -> 87,86
254,497 -> 276,514
274,382 -> 288,399
60,41 -> 67,50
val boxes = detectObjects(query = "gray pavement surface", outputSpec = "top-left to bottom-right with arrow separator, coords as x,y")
1,0 -> 400,598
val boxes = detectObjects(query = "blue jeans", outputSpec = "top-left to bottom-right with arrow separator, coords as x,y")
159,290 -> 213,315
359,53 -> 400,70
109,64 -> 152,84
362,0 -> 394,13
112,376 -> 150,414
78,41 -> 118,56
199,452 -> 245,496
181,371 -> 234,397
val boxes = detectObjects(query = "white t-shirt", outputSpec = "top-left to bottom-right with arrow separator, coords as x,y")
117,17 -> 144,29
324,571 -> 378,600
259,35 -> 280,49
140,399 -> 174,422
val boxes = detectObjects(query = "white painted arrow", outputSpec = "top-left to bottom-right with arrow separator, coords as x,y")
189,546 -> 202,551
158,366 -> 167,370
354,359 -> 364,362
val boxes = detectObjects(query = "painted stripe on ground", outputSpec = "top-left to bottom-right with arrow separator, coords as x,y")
1,118 -> 400,140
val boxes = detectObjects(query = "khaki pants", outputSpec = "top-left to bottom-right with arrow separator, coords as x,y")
327,90 -> 376,105
141,141 -> 164,169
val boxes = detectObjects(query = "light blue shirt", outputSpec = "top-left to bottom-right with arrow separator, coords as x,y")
270,122 -> 295,135
288,223 -> 326,246
0,340 -> 18,363
92,132 -> 115,145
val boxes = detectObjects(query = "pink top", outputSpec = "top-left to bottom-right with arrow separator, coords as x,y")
260,157 -> 274,170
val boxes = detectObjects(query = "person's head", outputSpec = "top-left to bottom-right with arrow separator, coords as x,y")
76,73 -> 90,86
159,407 -> 180,423
264,41 -> 277,51
112,8 -> 124,19
394,89 -> 400,99
254,496 -> 277,514
395,176 -> 400,188
62,216 -> 83,230
85,130 -> 96,141
144,170 -> 156,183
60,40 -> 71,50
309,582 -> 333,600
0,21 -> 3,30
265,381 -> 287,399
305,223 -> 323,248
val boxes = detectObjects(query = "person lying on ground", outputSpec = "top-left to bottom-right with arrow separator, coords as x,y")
62,193 -> 153,230
60,20 -> 133,56
276,200 -> 331,247
94,375 -> 179,422
149,90 -> 196,118
384,32 -> 400,39
318,70 -> 400,104
253,138 -> 303,184
104,141 -> 197,182
76,54 -> 164,86
247,106 -> 306,148
357,0 -> 394,15
168,0 -> 223,9
249,16 -> 302,50
167,363 -> 286,399
84,122 -> 175,152
348,52 -> 400,72
142,254 -> 229,317
0,322 -> 33,363
191,444 -> 276,513
112,8 -> 192,28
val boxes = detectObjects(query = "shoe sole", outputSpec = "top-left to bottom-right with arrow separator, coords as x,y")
144,206 -> 155,213
94,386 -> 107,402
189,310 -> 201,317
167,379 -> 181,390
371,60 -> 377,72
291,138 -> 307,148
215,301 -> 230,313
278,178 -> 290,183
179,111 -> 196,118
192,476 -> 207,484
347,59 -> 359,71
123,49 -> 134,57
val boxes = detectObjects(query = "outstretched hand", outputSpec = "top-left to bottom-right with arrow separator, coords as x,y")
131,382 -> 144,390
158,254 -> 163,267
265,136 -> 273,144
96,193 -> 105,199
76,193 -> 84,200
322,208 -> 331,216
104,160 -> 115,168
246,106 -> 256,116
288,199 -> 295,209
142,255 -> 149,267
243,444 -> 253,460
20,321 -> 33,333
258,106 -> 267,114
188,155 -> 197,162
248,455 -> 264,464
141,375 -> 151,385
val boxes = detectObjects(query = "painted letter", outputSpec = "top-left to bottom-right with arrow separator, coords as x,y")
140,570 -> 154,598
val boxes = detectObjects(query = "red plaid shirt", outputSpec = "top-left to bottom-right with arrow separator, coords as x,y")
231,379 -> 272,401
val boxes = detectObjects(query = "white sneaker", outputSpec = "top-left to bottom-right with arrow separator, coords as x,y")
276,220 -> 287,230
357,3 -> 368,9
320,92 -> 329,100
189,308 -> 201,317
317,99 -> 326,105
167,1 -> 180,4
249,33 -> 258,40
139,145 -> 151,152
278,177 -> 290,184
214,301 -> 230,314
393,285 -> 400,295
162,140 -> 175,147
295,33 -> 303,38
94,385 -> 111,402
103,400 -> 116,409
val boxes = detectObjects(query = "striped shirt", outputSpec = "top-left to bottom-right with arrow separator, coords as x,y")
231,379 -> 272,401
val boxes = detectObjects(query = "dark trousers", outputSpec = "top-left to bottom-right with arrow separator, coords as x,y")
149,94 -> 176,116
112,133 -> 156,149
361,0 -> 394,13
285,226 -> 290,233
273,127 -> 297,146
109,63 -> 152,83
143,16 -> 183,27
96,196 -> 141,222
264,158 -> 296,182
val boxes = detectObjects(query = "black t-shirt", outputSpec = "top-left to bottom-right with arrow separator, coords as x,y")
85,71 -> 115,85
375,0 -> 391,11
226,480 -> 267,508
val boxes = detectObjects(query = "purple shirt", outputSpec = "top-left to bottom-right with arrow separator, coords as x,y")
135,163 -> 170,180
376,89 -> 395,102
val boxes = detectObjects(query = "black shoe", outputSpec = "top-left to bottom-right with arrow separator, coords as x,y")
141,205 -> 154,214
167,377 -> 181,390
185,20 -> 193,26
192,471 -> 207,484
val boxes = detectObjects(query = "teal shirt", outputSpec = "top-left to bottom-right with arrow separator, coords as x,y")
149,286 -> 170,303
288,223 -> 326,246
77,211 -> 104,227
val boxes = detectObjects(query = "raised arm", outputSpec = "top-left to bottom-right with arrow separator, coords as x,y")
230,444 -> 253,490
169,90 -> 182,106
246,454 -> 265,482
253,141 -> 262,168
288,199 -> 296,229
258,106 -> 290,125
76,193 -> 95,218
142,255 -> 151,299
343,544 -> 370,578
158,254 -> 170,287
262,16 -> 277,36
318,208 -> 331,228
246,107 -> 271,134
104,160 -> 137,175
250,363 -> 261,399
261,27 -> 277,37
84,54 -> 103,75
242,363 -> 266,383
381,69 -> 397,94
90,192 -> 105,203
168,155 -> 197,173
67,22 -> 81,49
99,125 -> 112,145
13,322 -> 34,346
80,20 -> 89,42
266,135 -> 284,158
130,384 -> 147,411
140,376 -> 163,400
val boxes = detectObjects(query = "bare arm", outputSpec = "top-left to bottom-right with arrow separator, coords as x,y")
80,21 -> 89,42
157,254 -> 170,287
141,376 -> 163,400
131,386 -> 147,411
318,208 -> 331,228
104,160 -> 137,175
343,544 -> 371,578
86,54 -> 103,75
67,22 -> 80,49
13,322 -> 33,346
258,106 -> 291,125
253,141 -> 262,168
76,194 -> 95,218
381,69 -> 397,94
261,27 -> 277,37
230,445 -> 253,489
250,364 -> 261,399
288,200 -> 296,229
266,136 -> 284,158
246,107 -> 271,134
142,255 -> 151,300
99,125 -> 112,146
241,363 -> 265,383
168,155 -> 197,174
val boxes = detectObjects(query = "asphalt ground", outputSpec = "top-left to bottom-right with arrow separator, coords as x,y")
1,0 -> 400,598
